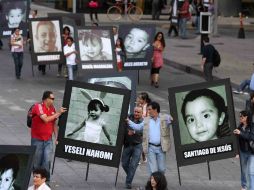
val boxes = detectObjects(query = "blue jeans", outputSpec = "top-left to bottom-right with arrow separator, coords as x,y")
67,64 -> 77,80
240,150 -> 251,189
121,143 -> 142,185
238,80 -> 250,92
147,145 -> 166,175
179,18 -> 187,38
248,154 -> 254,190
31,138 -> 53,181
12,52 -> 23,78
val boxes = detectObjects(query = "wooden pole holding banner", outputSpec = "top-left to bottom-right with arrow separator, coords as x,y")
177,165 -> 182,186
114,166 -> 120,187
51,154 -> 56,175
32,65 -> 34,77
85,161 -> 90,181
207,160 -> 212,180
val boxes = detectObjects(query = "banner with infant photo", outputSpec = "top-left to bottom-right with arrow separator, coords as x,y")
168,78 -> 238,167
75,26 -> 116,71
0,0 -> 30,37
118,24 -> 156,70
0,145 -> 35,190
55,80 -> 131,168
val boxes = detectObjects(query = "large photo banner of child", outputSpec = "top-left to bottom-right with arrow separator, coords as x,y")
118,24 -> 155,70
168,78 -> 238,167
0,145 -> 35,189
55,80 -> 131,167
80,70 -> 138,114
29,17 -> 65,65
75,26 -> 116,71
0,0 -> 30,37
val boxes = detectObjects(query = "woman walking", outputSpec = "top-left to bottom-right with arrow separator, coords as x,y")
150,32 -> 165,88
10,28 -> 24,79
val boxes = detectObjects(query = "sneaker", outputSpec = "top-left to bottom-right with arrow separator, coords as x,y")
233,90 -> 241,94
243,92 -> 249,95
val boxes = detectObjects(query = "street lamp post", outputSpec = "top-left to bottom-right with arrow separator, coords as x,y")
72,0 -> 76,13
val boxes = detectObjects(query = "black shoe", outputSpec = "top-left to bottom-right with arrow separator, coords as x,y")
125,184 -> 132,189
154,82 -> 159,88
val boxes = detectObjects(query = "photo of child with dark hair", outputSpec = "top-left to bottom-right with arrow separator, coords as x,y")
2,0 -> 26,29
180,88 -> 230,144
67,90 -> 112,145
78,29 -> 112,61
123,27 -> 150,59
0,154 -> 20,190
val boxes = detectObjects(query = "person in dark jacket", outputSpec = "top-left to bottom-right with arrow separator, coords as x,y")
234,110 -> 254,190
121,106 -> 144,189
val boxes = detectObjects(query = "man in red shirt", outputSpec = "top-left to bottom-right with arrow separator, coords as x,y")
31,91 -> 67,183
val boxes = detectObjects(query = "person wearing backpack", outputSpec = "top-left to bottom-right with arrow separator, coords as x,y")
201,36 -> 215,81
31,91 -> 67,183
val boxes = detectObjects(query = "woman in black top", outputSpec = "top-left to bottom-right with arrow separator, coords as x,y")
234,110 -> 253,190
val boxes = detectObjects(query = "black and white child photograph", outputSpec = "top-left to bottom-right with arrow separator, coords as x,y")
55,81 -> 130,167
78,29 -> 112,61
118,24 -> 155,70
0,146 -> 35,190
168,79 -> 238,166
65,87 -> 123,146
0,0 -> 29,36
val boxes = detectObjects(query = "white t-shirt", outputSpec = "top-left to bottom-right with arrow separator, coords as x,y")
64,44 -> 76,65
28,182 -> 51,190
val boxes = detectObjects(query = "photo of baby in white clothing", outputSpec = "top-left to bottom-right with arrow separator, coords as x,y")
65,87 -> 123,146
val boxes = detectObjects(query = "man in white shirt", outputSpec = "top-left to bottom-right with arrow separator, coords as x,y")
64,36 -> 78,80
28,168 -> 51,190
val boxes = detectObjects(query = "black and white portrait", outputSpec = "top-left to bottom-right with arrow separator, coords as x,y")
78,29 -> 112,61
65,87 -> 123,146
31,20 -> 62,53
118,24 -> 155,70
0,146 -> 35,190
176,86 -> 230,145
55,81 -> 130,167
0,0 -> 29,36
168,79 -> 238,167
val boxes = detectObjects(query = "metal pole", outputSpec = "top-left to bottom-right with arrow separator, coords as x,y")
124,0 -> 128,20
72,0 -> 76,13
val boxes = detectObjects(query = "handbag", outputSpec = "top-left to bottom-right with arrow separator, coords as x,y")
250,140 -> 254,152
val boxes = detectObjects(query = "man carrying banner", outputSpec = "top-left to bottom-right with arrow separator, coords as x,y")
31,91 -> 67,183
142,101 -> 172,174
122,106 -> 144,189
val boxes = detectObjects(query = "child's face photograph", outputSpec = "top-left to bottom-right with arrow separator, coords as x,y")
6,8 -> 23,28
184,96 -> 225,142
36,24 -> 56,52
0,169 -> 14,190
89,104 -> 102,120
124,28 -> 149,53
83,38 -> 102,59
